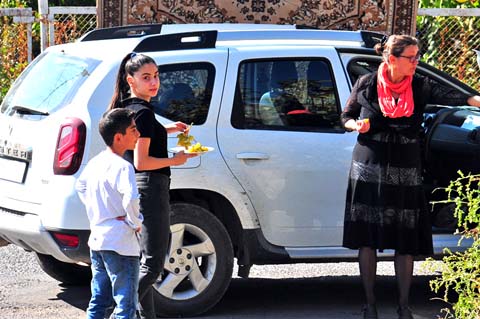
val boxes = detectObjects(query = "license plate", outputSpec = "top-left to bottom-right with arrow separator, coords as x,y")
0,156 -> 28,183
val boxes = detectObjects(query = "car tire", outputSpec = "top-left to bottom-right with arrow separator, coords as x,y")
153,202 -> 234,317
35,253 -> 91,285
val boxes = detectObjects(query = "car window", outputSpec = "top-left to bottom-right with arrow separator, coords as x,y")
232,58 -> 342,131
346,56 -> 462,90
0,51 -> 98,116
346,58 -> 380,86
152,62 -> 215,125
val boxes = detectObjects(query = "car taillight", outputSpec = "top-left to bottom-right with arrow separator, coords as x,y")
52,232 -> 79,248
53,117 -> 86,175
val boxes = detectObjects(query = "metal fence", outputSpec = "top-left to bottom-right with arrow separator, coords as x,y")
48,6 -> 96,45
0,6 -> 96,56
416,8 -> 480,91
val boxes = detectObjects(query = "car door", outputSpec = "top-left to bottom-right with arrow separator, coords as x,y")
217,46 -> 357,247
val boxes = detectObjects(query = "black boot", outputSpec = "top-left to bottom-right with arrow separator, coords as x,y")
397,306 -> 414,319
362,304 -> 378,319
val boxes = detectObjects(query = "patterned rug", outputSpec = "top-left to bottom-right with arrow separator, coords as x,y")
100,0 -> 417,36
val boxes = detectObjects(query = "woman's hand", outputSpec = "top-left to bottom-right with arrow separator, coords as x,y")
467,96 -> 480,107
345,119 -> 370,133
355,119 -> 370,133
165,121 -> 189,134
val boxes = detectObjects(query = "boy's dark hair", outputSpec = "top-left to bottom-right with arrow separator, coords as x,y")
99,108 -> 136,146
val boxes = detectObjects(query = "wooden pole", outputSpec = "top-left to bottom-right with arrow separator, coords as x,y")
38,0 -> 49,51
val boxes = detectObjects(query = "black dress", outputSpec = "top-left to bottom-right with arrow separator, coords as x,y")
341,72 -> 470,255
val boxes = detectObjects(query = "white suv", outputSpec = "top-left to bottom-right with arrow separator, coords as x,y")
1,24 -> 479,317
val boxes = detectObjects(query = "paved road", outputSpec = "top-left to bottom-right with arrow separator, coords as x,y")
0,245 -> 446,319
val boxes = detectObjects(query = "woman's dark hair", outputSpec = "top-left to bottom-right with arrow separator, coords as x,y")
374,34 -> 419,60
99,108 -> 136,146
108,53 -> 157,110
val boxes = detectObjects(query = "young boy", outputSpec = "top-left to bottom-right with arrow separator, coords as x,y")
76,108 -> 143,319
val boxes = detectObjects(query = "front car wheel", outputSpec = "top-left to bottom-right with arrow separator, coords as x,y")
153,203 -> 234,317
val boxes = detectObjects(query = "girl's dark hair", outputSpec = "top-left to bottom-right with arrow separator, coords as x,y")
107,53 -> 157,110
374,34 -> 419,60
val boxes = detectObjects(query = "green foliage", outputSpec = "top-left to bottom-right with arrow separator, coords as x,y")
419,0 -> 480,8
417,0 -> 480,91
423,172 -> 480,319
0,0 -> 24,7
0,0 -> 31,103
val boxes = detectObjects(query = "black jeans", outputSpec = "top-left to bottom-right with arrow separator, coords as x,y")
135,172 -> 171,319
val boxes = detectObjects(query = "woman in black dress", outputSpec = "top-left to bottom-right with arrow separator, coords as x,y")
108,53 -> 196,319
341,35 -> 480,319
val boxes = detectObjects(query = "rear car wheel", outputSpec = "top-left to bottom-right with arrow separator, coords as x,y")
153,203 -> 234,317
35,253 -> 91,285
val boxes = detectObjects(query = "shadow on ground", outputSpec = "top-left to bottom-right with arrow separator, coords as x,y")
56,283 -> 90,310
54,275 -> 448,318
205,275 -> 446,318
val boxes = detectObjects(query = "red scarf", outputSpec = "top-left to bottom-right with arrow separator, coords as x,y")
377,62 -> 414,118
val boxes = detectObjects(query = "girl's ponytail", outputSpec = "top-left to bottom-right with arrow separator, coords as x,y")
108,53 -> 134,110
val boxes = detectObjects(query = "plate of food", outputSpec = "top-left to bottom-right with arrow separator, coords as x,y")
172,128 -> 214,154
169,145 -> 214,155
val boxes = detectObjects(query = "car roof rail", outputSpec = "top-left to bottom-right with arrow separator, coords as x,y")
79,24 -> 163,42
214,29 -> 376,47
79,23 -> 385,49
133,29 -> 382,53
360,30 -> 386,48
294,25 -> 322,30
295,26 -> 385,48
134,30 -> 218,53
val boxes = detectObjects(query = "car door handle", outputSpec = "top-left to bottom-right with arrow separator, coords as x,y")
236,152 -> 270,160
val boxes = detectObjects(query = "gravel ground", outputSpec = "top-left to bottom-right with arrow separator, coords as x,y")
0,244 -> 444,319
0,245 -> 88,319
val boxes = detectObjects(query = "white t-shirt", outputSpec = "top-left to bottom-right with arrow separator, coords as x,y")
76,149 -> 143,256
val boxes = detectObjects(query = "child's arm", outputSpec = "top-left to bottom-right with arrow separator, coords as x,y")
119,165 -> 143,231
124,198 -> 142,232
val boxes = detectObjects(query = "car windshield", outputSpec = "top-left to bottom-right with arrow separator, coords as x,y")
0,51 -> 98,116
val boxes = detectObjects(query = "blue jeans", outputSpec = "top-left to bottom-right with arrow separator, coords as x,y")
87,250 -> 140,319
136,172 -> 171,319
